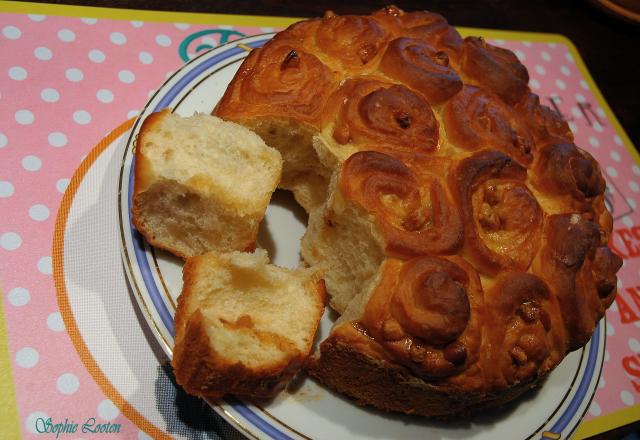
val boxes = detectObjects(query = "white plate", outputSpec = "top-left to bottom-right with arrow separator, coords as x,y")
117,34 -> 605,440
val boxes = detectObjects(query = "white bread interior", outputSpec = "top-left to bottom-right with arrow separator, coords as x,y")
132,110 -> 283,258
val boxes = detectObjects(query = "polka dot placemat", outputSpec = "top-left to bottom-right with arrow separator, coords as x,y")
0,3 -> 638,439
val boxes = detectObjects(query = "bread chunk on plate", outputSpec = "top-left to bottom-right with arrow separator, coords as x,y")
132,109 -> 283,258
172,249 -> 326,399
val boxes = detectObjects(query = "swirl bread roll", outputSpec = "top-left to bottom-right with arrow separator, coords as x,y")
214,5 -> 621,416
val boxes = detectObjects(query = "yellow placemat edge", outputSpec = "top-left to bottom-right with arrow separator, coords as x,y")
0,0 -> 301,27
0,289 -> 22,439
574,404 -> 640,439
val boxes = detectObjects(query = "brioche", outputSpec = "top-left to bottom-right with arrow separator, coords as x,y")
132,109 -> 283,258
172,250 -> 326,399
215,5 -> 622,416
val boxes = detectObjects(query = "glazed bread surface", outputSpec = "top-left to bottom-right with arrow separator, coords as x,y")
132,109 -> 283,258
172,250 -> 326,399
215,5 -> 622,416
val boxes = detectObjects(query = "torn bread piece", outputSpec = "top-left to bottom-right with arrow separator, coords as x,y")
172,250 -> 326,399
132,109 -> 283,258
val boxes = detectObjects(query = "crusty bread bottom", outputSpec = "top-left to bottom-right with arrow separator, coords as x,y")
306,330 -> 543,418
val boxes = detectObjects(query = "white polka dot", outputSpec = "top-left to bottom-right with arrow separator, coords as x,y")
34,46 -> 52,61
260,27 -> 275,34
29,204 -> 50,221
138,430 -> 153,440
560,65 -> 571,76
139,51 -> 153,64
147,89 -> 155,98
598,377 -> 605,389
569,121 -> 578,134
127,110 -> 139,119
57,28 -> 76,42
26,411 -> 49,434
541,51 -> 551,62
155,34 -> 172,47
56,178 -> 70,193
130,20 -> 144,28
57,373 -> 80,394
629,338 -> 640,353
96,89 -> 114,103
610,151 -> 621,162
1,232 -> 22,251
614,135 -> 623,146
593,122 -> 604,133
28,14 -> 46,22
571,107 -> 582,119
621,390 -> 635,406
606,165 -> 618,177
41,88 -> 60,103
73,110 -> 92,125
15,109 -> 34,125
38,256 -> 52,275
566,52 -> 575,63
65,67 -> 83,82
596,107 -> 606,119
610,300 -> 619,312
535,65 -> 546,75
0,133 -> 7,148
630,181 -> 640,193
580,80 -> 589,90
88,49 -> 105,63
8,66 -> 27,81
118,70 -> 135,84
48,132 -> 67,148
110,31 -> 126,45
2,25 -> 21,39
555,79 -> 567,90
7,287 -> 30,307
22,155 -> 41,171
605,350 -> 610,362
588,136 -> 600,148
606,321 -> 615,336
0,181 -> 14,197
80,17 -> 97,25
175,23 -> 191,30
633,165 -> 640,176
202,37 -> 216,46
588,401 -> 602,416
628,198 -> 638,209
47,312 -> 64,331
522,41 -> 532,47
16,347 -> 39,368
514,50 -> 525,62
576,93 -> 586,102
97,399 -> 120,421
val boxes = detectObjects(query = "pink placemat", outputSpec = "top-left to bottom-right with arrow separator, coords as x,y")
0,2 -> 638,439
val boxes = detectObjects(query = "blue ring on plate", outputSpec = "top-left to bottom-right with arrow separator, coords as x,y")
541,323 -> 600,439
128,35 -> 599,440
129,37 -> 294,440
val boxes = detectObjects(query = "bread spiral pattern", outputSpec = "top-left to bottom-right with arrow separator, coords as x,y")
363,256 -> 482,381
215,5 -> 620,417
340,151 -> 462,258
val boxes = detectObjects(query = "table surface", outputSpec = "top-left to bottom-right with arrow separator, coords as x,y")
4,1 -> 639,439
41,0 -> 640,150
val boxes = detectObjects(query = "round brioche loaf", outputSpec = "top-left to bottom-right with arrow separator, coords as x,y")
215,5 -> 622,416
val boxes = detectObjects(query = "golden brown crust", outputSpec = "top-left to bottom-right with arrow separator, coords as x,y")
172,255 -> 327,399
362,256 -> 483,382
306,322 -> 543,417
459,36 -> 529,106
211,5 -> 620,416
379,37 -> 462,105
328,78 -> 440,154
444,85 -> 535,166
450,149 -> 542,275
340,151 -> 463,258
